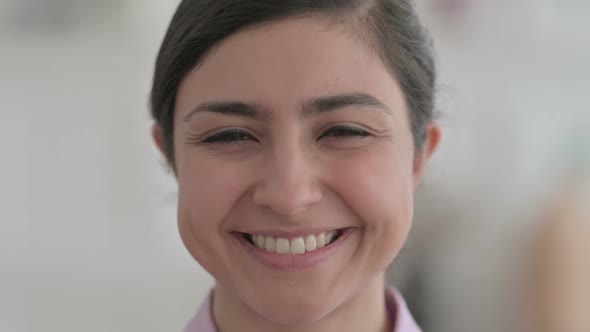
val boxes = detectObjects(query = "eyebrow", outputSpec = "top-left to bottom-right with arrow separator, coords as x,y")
183,92 -> 391,123
183,101 -> 268,122
302,93 -> 392,117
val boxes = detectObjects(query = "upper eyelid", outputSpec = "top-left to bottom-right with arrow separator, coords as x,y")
324,124 -> 368,131
204,127 -> 255,136
194,123 -> 371,140
206,128 -> 256,138
320,124 -> 371,134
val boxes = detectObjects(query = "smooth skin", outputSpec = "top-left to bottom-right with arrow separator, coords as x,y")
153,17 -> 441,332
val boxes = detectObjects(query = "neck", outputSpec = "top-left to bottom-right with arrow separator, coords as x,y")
213,274 -> 391,332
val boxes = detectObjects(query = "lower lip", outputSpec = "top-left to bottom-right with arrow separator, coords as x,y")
234,228 -> 356,270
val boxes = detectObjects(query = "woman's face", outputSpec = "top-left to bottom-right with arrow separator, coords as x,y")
158,17 -> 439,326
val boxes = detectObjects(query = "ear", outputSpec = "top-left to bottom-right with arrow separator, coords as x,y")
412,123 -> 442,191
151,123 -> 176,174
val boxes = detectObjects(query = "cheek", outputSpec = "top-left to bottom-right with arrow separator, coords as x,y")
176,150 -> 253,220
175,155 -> 250,274
328,147 -> 415,260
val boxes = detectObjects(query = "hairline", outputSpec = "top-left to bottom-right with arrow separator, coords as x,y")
153,1 -> 433,165
173,12 -> 404,121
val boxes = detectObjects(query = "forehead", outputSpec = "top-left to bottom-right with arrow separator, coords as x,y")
175,17 -> 405,118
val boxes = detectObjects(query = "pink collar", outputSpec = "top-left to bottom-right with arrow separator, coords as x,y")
183,286 -> 421,332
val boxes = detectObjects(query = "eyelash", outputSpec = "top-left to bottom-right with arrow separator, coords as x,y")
201,125 -> 371,144
202,128 -> 258,144
320,125 -> 371,139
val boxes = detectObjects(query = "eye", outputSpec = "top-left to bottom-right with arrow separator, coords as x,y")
202,129 -> 258,144
319,125 -> 371,139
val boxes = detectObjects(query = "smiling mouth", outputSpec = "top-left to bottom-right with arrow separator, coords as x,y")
239,229 -> 345,254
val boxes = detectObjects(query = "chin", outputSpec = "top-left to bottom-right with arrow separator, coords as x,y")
255,304 -> 332,327
247,290 -> 340,327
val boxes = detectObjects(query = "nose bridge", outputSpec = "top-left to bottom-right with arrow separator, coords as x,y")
253,135 -> 322,216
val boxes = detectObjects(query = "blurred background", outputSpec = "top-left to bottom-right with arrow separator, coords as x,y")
1,0 -> 588,331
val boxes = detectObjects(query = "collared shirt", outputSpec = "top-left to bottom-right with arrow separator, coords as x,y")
184,287 -> 421,332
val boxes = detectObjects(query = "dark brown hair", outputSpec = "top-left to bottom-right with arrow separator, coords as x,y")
150,0 -> 436,163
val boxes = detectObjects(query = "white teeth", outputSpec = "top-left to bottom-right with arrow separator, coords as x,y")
248,230 -> 342,254
290,237 -> 306,254
304,235 -> 317,252
256,235 -> 266,249
265,236 -> 276,252
275,238 -> 290,254
316,233 -> 326,248
326,231 -> 336,245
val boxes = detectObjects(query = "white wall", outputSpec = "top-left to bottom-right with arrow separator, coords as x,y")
1,0 -> 588,331
399,1 -> 590,331
1,2 -> 212,331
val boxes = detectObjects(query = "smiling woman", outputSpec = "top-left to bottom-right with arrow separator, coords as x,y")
149,1 -> 441,332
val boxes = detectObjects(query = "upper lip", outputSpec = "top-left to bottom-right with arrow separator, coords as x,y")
233,227 -> 352,239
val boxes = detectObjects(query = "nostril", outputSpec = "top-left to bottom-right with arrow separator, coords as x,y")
251,174 -> 323,217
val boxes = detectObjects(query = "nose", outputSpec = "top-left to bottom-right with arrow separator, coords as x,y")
252,142 -> 323,217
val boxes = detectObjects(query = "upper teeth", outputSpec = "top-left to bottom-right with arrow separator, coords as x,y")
250,231 -> 338,254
